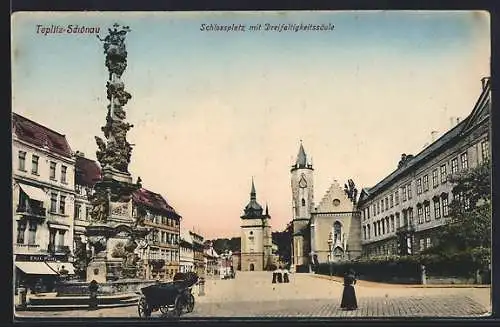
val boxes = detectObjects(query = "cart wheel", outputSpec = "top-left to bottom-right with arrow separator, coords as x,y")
138,297 -> 151,318
185,293 -> 195,313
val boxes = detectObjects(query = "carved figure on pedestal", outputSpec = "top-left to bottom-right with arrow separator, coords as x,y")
89,189 -> 110,223
88,236 -> 107,257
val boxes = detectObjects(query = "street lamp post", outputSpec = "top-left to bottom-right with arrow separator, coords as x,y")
327,232 -> 333,277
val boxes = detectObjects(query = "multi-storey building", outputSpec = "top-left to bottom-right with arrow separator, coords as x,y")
190,231 -> 205,275
203,241 -> 219,276
358,77 -> 491,257
12,113 -> 76,292
179,229 -> 194,273
134,188 -> 181,280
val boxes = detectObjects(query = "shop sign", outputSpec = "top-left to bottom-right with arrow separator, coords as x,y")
16,254 -> 58,262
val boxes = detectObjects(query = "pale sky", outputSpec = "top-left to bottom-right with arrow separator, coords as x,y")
11,11 -> 490,239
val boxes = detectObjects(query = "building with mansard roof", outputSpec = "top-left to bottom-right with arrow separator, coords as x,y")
133,187 -> 182,281
239,179 -> 273,271
12,113 -> 77,293
357,77 -> 491,257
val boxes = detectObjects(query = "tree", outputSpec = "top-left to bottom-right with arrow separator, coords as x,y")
73,236 -> 91,280
344,179 -> 358,205
423,159 -> 491,269
211,237 -> 241,254
272,228 -> 292,264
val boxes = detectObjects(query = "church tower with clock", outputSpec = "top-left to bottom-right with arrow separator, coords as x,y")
290,141 -> 314,270
289,141 -> 362,272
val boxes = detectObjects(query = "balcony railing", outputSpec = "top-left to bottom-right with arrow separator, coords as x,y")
16,204 -> 46,218
48,244 -> 70,254
14,243 -> 41,253
46,213 -> 70,226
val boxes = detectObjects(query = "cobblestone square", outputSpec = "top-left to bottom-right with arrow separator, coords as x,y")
15,272 -> 491,319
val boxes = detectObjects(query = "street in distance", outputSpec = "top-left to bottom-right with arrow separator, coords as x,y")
199,23 -> 335,32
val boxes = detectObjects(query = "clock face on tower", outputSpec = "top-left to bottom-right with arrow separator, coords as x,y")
299,174 -> 307,188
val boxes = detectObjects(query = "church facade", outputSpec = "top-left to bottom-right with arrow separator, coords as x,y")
290,143 -> 361,271
240,179 -> 273,271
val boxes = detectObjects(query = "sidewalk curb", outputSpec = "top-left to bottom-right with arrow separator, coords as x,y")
310,274 -> 491,289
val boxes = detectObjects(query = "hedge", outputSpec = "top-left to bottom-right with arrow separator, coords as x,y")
316,258 -> 420,283
315,252 -> 486,283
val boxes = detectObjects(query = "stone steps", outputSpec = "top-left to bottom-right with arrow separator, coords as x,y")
20,301 -> 139,311
22,293 -> 140,310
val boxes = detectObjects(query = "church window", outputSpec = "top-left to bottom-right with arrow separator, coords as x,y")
332,199 -> 340,206
301,198 -> 305,206
333,222 -> 341,243
249,231 -> 253,235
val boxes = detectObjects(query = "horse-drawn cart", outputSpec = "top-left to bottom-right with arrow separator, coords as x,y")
137,272 -> 198,318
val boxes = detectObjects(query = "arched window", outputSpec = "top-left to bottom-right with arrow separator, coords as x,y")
333,221 -> 342,243
301,198 -> 306,206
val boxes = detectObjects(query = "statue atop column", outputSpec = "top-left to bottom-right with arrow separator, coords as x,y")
95,23 -> 134,176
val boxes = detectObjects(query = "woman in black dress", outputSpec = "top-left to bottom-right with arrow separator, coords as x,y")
340,269 -> 358,310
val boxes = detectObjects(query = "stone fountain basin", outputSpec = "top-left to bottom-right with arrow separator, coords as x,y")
20,279 -> 160,310
55,278 -> 158,296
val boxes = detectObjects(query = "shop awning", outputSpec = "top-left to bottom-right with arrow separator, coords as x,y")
15,262 -> 58,275
19,184 -> 48,202
45,262 -> 76,275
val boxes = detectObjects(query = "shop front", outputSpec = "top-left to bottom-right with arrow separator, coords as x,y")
14,254 -> 76,294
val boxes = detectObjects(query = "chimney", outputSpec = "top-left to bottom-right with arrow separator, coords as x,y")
456,117 -> 461,125
481,77 -> 490,90
431,130 -> 439,142
450,117 -> 455,129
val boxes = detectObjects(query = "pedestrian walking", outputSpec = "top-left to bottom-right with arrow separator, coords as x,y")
277,267 -> 283,283
88,280 -> 99,310
272,267 -> 277,284
340,269 -> 358,310
283,267 -> 290,283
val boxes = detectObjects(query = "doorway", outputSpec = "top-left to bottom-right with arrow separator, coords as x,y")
249,263 -> 254,271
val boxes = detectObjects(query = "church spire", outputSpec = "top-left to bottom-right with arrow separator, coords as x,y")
242,177 -> 263,219
292,140 -> 313,172
250,177 -> 256,200
296,140 -> 307,167
265,203 -> 269,216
